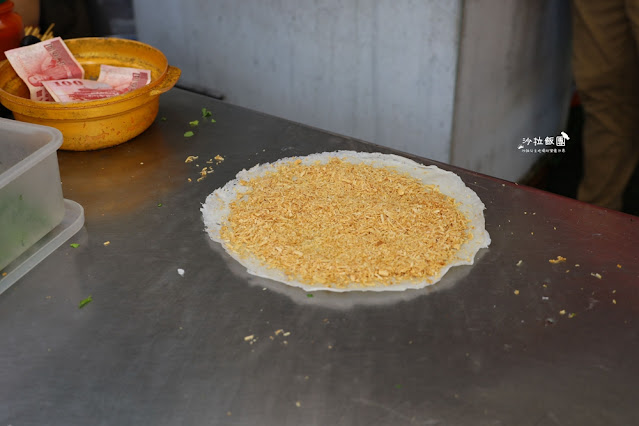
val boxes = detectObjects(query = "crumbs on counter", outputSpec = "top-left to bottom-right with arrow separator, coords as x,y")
591,272 -> 603,279
185,155 -> 198,163
516,260 -> 523,267
549,256 -> 567,264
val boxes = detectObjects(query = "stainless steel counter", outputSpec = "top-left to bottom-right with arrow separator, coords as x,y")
1,88 -> 638,425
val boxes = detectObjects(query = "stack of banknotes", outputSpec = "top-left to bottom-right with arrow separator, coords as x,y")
5,37 -> 151,102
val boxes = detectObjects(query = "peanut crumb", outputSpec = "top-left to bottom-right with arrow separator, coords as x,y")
514,289 -> 520,295
244,334 -> 254,341
559,310 -> 566,315
220,158 -> 471,288
591,272 -> 602,279
549,256 -> 566,264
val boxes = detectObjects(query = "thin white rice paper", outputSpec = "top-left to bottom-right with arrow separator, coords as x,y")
201,151 -> 491,292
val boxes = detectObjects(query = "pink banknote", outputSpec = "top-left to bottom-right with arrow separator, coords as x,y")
97,64 -> 151,93
4,37 -> 84,102
42,79 -> 121,102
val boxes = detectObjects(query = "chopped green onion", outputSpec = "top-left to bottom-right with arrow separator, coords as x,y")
70,243 -> 80,248
184,131 -> 194,137
78,296 -> 92,308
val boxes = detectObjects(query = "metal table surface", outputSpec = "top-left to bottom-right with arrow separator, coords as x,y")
2,88 -> 639,426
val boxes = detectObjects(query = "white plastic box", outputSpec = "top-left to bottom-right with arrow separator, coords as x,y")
0,118 -> 66,270
0,119 -> 84,293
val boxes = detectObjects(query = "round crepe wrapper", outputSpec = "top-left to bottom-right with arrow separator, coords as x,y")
201,151 -> 491,292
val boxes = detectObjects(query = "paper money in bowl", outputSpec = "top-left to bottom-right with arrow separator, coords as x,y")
0,37 -> 181,151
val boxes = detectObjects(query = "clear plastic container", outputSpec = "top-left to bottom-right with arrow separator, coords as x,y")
0,118 -> 65,270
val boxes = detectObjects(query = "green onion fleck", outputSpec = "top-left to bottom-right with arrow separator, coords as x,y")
211,119 -> 216,123
307,294 -> 314,298
160,117 -> 167,121
189,120 -> 199,127
157,203 -> 163,207
78,296 -> 92,308
202,108 -> 212,117
70,243 -> 80,248
184,131 -> 194,137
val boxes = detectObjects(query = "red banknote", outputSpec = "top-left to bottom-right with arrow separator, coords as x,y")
42,79 -> 121,102
97,64 -> 151,93
4,37 -> 84,102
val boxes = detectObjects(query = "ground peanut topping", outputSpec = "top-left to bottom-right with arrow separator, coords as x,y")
219,157 -> 472,288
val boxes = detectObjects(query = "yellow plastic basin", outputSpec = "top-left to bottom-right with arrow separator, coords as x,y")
0,38 -> 181,151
